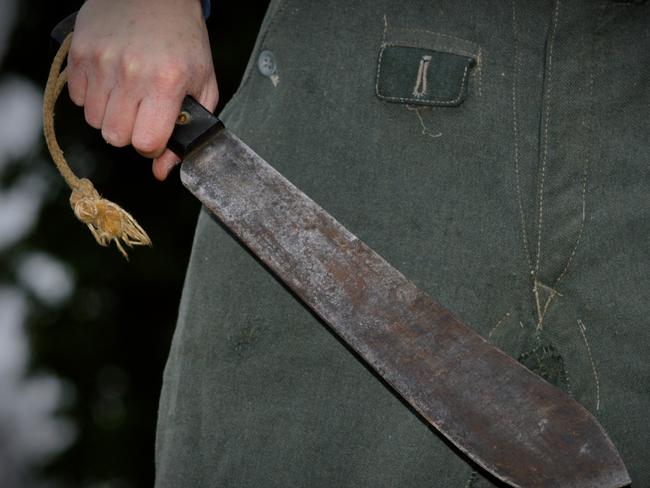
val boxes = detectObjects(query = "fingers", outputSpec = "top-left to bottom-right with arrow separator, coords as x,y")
67,44 -> 88,107
67,55 -> 218,182
83,49 -> 117,129
199,73 -> 220,112
140,86 -> 184,181
152,150 -> 181,181
132,87 -> 184,159
150,76 -> 220,181
67,0 -> 220,182
101,85 -> 140,147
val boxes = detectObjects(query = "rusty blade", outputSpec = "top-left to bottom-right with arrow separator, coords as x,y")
180,127 -> 630,488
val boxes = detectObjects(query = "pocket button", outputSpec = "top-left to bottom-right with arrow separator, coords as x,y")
257,50 -> 277,77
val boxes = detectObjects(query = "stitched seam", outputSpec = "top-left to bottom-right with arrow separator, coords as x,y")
376,46 -> 471,105
552,42 -> 595,290
577,319 -> 601,412
564,357 -> 574,397
375,47 -> 385,98
390,26 -> 481,52
412,55 -> 433,97
488,311 -> 512,340
476,47 -> 483,98
390,28 -> 484,99
378,18 -> 478,106
377,15 -> 388,97
511,0 -> 533,274
406,105 -> 442,138
536,280 -> 562,326
534,0 -> 562,277
381,41 -> 478,60
533,281 -> 544,331
554,157 -> 589,287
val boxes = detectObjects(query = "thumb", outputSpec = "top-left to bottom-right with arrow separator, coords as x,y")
152,80 -> 218,181
152,149 -> 181,181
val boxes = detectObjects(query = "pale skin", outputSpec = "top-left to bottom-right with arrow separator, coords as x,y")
68,0 -> 218,181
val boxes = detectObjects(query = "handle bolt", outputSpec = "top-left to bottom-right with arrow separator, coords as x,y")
177,111 -> 191,125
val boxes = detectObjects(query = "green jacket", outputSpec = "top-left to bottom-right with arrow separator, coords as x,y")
156,1 -> 650,486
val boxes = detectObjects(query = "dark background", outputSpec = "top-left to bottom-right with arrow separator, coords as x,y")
0,1 -> 269,486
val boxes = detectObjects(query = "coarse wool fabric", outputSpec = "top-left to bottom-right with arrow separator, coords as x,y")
155,1 -> 650,486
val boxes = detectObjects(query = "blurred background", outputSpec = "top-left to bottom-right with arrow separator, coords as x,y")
0,0 -> 269,486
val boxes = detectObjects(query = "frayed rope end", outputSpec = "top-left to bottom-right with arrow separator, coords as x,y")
70,179 -> 152,260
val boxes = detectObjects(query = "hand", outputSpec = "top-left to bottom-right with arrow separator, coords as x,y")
67,0 -> 218,180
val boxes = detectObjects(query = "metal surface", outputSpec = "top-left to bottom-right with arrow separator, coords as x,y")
180,128 -> 630,488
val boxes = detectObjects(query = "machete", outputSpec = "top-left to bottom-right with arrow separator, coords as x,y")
52,15 -> 630,488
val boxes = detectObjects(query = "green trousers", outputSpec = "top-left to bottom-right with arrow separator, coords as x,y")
156,1 -> 649,486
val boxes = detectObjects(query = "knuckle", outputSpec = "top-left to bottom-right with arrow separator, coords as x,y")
68,45 -> 87,67
132,132 -> 162,155
91,45 -> 117,70
119,52 -> 142,82
152,63 -> 186,90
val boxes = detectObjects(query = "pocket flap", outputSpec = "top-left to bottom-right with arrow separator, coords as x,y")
376,45 -> 475,106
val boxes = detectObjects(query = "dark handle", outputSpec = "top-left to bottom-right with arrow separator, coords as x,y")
167,97 -> 223,157
51,11 -> 222,158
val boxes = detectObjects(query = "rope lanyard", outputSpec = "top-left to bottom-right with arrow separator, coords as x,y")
43,33 -> 151,259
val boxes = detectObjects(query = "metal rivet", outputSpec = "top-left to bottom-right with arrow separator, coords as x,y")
176,111 -> 191,125
257,50 -> 277,77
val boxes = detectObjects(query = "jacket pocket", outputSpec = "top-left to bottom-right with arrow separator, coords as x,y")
375,26 -> 481,107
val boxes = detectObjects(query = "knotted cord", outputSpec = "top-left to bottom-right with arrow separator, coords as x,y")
43,33 -> 152,259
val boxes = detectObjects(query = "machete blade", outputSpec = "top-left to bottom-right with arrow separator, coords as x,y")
46,12 -> 629,487
179,128 -> 630,488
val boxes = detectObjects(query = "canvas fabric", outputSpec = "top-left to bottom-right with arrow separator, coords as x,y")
156,1 -> 649,486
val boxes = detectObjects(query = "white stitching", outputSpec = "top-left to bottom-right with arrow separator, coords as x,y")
376,45 -> 472,105
577,319 -> 601,412
377,17 -> 477,106
511,0 -> 533,274
392,27 -> 483,100
552,54 -> 594,289
488,311 -> 512,340
381,41 -> 478,60
533,0 -> 562,276
412,55 -> 433,97
534,279 -> 563,330
476,47 -> 483,99
390,26 -> 481,52
406,105 -> 442,138
554,159 -> 589,288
